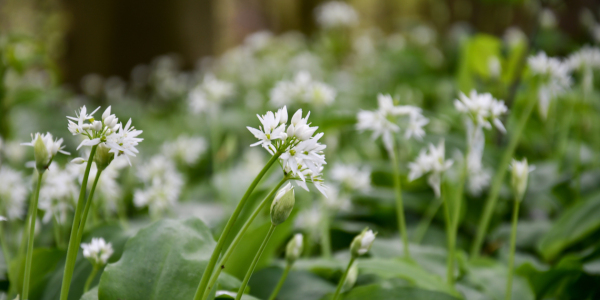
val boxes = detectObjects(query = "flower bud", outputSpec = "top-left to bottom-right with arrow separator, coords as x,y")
510,158 -> 533,201
34,134 -> 50,172
285,233 -> 303,264
350,227 -> 376,258
94,143 -> 115,171
71,157 -> 86,164
92,121 -> 103,132
291,109 -> 302,125
278,106 -> 288,125
270,182 -> 295,226
342,261 -> 358,292
102,106 -> 112,121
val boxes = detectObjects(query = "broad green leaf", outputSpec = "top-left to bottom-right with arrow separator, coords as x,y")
517,256 -> 582,298
463,258 -> 534,300
538,192 -> 600,261
8,248 -> 64,300
342,279 -> 459,300
98,218 -> 215,300
80,286 -> 99,300
214,290 -> 261,300
248,267 -> 336,300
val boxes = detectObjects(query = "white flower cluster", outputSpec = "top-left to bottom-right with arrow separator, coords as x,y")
0,166 -> 28,220
330,163 -> 371,192
21,132 -> 69,170
81,237 -> 114,266
527,52 -> 572,119
188,73 -> 235,114
315,1 -> 359,29
161,135 -> 207,166
357,94 -> 429,152
270,71 -> 336,107
134,155 -> 184,217
247,106 -> 327,195
39,163 -> 79,224
68,106 -> 143,165
566,46 -> 600,72
454,90 -> 508,195
408,140 -> 453,198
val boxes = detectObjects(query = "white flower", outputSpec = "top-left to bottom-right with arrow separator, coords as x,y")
408,140 -> 453,198
81,237 -> 114,266
188,74 -> 234,114
134,155 -> 183,217
330,164 -> 371,192
510,158 -> 535,200
104,118 -> 144,165
357,94 -> 428,152
0,167 -> 28,220
39,163 -> 79,224
21,132 -> 70,169
527,52 -> 572,119
454,90 -> 508,133
247,109 -> 288,152
270,71 -> 336,107
161,135 -> 207,166
315,1 -> 359,29
350,228 -> 376,257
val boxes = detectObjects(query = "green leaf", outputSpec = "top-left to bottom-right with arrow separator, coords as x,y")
248,266 -> 336,300
8,248 -> 64,300
98,218 -> 215,300
463,258 -> 534,300
538,192 -> 600,261
214,290 -> 261,300
342,279 -> 459,300
517,256 -> 583,298
456,34 -> 502,92
80,286 -> 99,300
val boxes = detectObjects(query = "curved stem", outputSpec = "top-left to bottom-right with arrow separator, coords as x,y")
84,266 -> 99,293
76,170 -> 103,244
470,96 -> 536,258
201,177 -> 288,300
332,257 -> 356,300
268,263 -> 292,300
234,224 -> 277,300
22,172 -> 43,300
390,144 -> 410,259
413,197 -> 442,244
505,197 -> 521,300
59,145 -> 98,300
194,152 -> 282,300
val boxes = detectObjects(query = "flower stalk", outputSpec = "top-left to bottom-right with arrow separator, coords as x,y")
332,257 -> 356,300
83,266 -> 99,293
504,195 -> 520,300
389,143 -> 410,259
21,172 -> 43,300
268,263 -> 292,300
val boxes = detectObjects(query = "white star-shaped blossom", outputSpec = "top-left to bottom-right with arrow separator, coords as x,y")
408,140 -> 453,198
81,237 -> 114,266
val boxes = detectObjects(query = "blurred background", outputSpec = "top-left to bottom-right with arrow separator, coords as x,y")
1,0 -> 599,88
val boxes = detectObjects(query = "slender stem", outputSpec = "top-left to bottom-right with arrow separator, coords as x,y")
76,170 -> 103,244
505,197 -> 521,300
441,183 -> 455,285
0,217 -> 12,282
332,257 -> 356,300
470,96 -> 536,258
234,224 -> 277,300
53,218 -> 62,249
413,197 -> 442,244
320,205 -> 331,258
84,266 -> 99,293
22,172 -> 43,300
390,144 -> 410,259
201,177 -> 288,300
267,263 -> 292,300
59,145 -> 98,300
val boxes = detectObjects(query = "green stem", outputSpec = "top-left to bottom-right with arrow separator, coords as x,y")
441,183 -> 455,285
0,219 -> 12,281
470,96 -> 536,258
76,170 -> 103,244
332,257 -> 356,300
413,197 -> 442,244
267,263 -> 292,300
320,205 -> 331,258
83,266 -> 99,293
59,145 -> 98,300
390,144 -> 410,259
22,172 -> 43,300
201,177 -> 288,300
505,197 -> 521,300
234,224 -> 277,300
53,218 -> 62,249
193,152 -> 282,300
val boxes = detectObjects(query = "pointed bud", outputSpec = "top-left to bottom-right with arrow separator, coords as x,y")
94,143 -> 115,171
350,227 -> 376,258
92,121 -> 103,131
34,134 -> 50,172
102,106 -> 112,121
285,233 -> 303,264
510,158 -> 533,201
71,157 -> 86,164
291,109 -> 302,125
270,183 -> 295,226
278,106 -> 288,125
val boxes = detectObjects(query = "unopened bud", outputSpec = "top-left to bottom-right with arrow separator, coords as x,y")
270,182 -> 295,226
102,106 -> 112,121
34,134 -> 50,172
71,157 -> 86,164
285,233 -> 303,264
92,121 -> 103,132
350,227 -> 376,258
94,143 -> 114,171
510,158 -> 533,201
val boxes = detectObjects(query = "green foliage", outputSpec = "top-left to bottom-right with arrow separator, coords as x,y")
248,267 -> 335,300
342,279 -> 459,300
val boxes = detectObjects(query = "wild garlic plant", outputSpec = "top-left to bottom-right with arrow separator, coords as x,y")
60,105 -> 142,300
20,132 -> 69,300
332,228 -> 376,300
268,233 -> 304,300
81,237 -> 114,293
194,106 -> 328,300
356,93 -> 428,259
